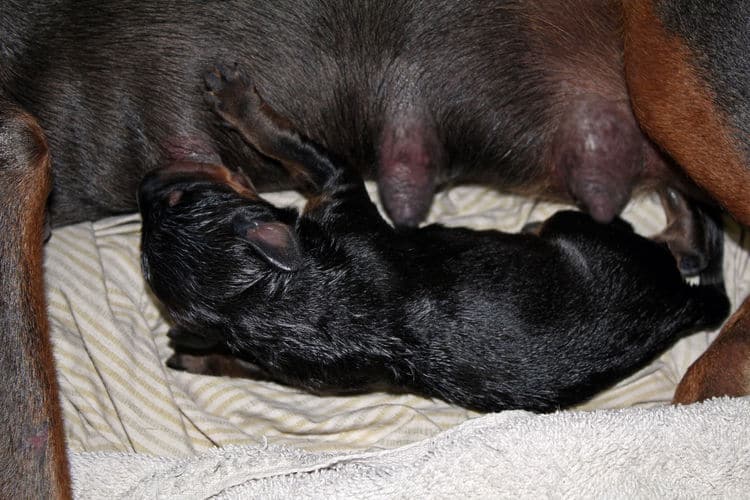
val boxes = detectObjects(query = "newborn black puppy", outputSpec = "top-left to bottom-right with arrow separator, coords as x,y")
138,68 -> 730,413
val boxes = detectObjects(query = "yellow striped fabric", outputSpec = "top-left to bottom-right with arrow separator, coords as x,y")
44,184 -> 749,456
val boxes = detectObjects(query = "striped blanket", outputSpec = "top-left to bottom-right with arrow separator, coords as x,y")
45,184 -> 750,458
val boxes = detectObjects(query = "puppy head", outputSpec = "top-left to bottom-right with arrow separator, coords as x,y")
138,162 -> 302,328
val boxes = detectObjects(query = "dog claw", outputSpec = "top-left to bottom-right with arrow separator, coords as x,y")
204,70 -> 222,92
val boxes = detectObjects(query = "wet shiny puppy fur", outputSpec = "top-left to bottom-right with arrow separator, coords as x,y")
138,68 -> 730,413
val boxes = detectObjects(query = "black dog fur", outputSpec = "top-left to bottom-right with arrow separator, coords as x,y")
137,67 -> 730,413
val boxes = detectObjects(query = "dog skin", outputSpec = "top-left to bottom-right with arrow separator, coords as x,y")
622,0 -> 750,403
1,1 -> 715,232
137,67 -> 730,413
0,0 -> 732,493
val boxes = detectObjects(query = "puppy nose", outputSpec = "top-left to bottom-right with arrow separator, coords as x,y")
137,169 -> 170,208
137,164 -> 199,209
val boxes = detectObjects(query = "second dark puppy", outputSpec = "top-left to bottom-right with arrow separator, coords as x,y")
138,67 -> 730,413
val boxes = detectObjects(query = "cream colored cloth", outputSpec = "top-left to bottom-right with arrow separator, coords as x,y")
45,184 -> 750,458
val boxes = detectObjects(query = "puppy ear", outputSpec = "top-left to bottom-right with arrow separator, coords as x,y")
233,215 -> 303,272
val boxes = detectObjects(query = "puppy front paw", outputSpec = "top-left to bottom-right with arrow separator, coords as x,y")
204,63 -> 261,129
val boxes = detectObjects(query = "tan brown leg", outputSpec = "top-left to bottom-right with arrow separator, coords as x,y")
674,297 -> 750,404
0,101 -> 71,498
623,0 -> 750,402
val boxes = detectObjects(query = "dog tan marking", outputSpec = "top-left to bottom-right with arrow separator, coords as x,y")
623,0 -> 750,226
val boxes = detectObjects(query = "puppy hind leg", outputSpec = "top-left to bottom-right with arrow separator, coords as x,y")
654,188 -> 725,284
0,101 -> 71,498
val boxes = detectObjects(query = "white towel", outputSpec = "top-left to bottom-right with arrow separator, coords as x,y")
70,396 -> 750,498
